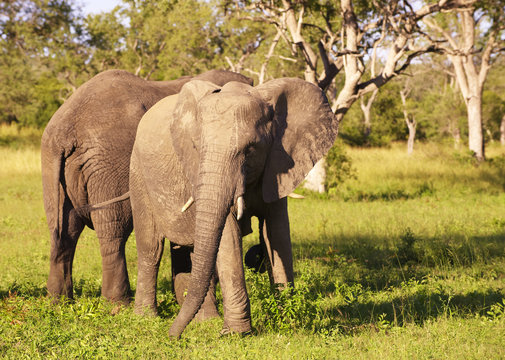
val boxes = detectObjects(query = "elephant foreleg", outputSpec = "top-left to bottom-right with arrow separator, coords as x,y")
262,197 -> 294,287
132,206 -> 164,315
216,213 -> 252,335
47,193 -> 85,301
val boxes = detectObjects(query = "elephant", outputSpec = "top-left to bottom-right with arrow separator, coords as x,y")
128,77 -> 338,337
41,69 -> 253,304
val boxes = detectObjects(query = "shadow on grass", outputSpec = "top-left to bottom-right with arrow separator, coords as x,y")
0,278 -> 104,301
0,282 -> 47,300
287,231 -> 505,294
293,231 -> 505,269
324,287 -> 505,334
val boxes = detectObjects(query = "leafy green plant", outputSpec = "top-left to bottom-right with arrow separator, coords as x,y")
376,313 -> 392,332
246,269 -> 324,334
324,140 -> 356,195
397,227 -> 419,265
486,299 -> 505,321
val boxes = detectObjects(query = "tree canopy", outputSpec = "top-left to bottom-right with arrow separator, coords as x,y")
1,0 -> 504,155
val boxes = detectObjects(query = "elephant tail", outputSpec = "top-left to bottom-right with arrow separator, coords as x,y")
73,192 -> 131,215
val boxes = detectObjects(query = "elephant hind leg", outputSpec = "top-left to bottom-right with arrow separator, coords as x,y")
47,191 -> 85,301
90,203 -> 133,304
171,243 -> 219,321
262,198 -> 294,287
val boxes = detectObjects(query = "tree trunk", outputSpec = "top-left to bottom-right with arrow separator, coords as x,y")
467,95 -> 484,161
363,111 -> 371,139
304,159 -> 326,193
400,88 -> 416,155
406,118 -> 416,156
360,89 -> 378,142
500,114 -> 505,146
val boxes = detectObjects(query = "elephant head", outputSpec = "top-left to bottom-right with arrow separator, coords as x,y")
168,78 -> 337,337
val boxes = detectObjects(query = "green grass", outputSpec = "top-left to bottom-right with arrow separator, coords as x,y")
1,136 -> 505,359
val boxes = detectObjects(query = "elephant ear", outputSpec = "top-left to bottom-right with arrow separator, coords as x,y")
170,80 -> 221,188
257,78 -> 338,203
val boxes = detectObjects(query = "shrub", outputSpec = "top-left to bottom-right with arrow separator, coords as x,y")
324,140 -> 356,195
246,269 -> 325,334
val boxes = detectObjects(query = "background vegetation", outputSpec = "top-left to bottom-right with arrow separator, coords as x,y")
1,0 -> 504,155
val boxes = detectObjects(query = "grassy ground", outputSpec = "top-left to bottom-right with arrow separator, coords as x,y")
1,129 -> 504,359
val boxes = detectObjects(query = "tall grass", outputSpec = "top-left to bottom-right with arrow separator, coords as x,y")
0,123 -> 43,149
1,137 -> 504,359
0,124 -> 42,177
0,147 -> 41,177
321,142 -> 505,201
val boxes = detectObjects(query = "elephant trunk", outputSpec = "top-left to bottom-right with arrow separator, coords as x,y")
169,147 -> 237,338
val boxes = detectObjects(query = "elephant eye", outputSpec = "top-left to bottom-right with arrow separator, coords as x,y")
244,143 -> 256,156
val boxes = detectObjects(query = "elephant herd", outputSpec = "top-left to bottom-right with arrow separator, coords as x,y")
41,69 -> 338,337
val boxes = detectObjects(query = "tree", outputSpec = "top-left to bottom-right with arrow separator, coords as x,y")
423,1 -> 505,160
225,0 -> 478,190
481,57 -> 505,144
0,0 -> 90,126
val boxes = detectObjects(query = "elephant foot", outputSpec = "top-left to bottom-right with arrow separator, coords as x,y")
47,283 -> 74,305
219,322 -> 253,337
244,244 -> 267,273
47,264 -> 74,302
134,303 -> 158,317
105,294 -> 131,306
102,282 -> 132,305
100,256 -> 131,305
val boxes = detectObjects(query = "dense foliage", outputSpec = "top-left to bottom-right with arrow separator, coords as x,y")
1,0 -> 503,151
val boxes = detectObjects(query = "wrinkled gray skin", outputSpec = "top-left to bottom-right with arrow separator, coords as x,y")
129,78 -> 338,337
41,69 -> 253,304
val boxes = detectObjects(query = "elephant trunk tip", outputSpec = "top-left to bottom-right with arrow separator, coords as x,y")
169,309 -> 196,338
168,328 -> 182,339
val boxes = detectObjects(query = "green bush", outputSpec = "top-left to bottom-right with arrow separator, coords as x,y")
324,140 -> 356,195
246,269 -> 325,334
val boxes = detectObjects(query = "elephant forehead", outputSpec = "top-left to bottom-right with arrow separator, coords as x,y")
199,93 -> 266,122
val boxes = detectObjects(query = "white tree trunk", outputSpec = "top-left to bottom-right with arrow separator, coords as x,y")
303,159 -> 326,193
400,88 -> 416,155
406,118 -> 416,155
360,89 -> 378,140
467,95 -> 484,160
363,108 -> 371,138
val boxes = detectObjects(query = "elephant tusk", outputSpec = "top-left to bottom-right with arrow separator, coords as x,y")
181,196 -> 194,212
236,196 -> 244,220
288,192 -> 305,199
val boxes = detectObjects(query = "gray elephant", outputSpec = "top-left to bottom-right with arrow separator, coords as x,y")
129,78 -> 338,337
41,69 -> 252,303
